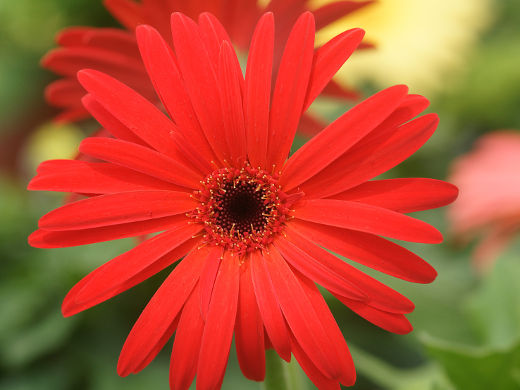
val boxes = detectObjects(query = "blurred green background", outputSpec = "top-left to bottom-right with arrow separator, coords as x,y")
1,0 -> 520,389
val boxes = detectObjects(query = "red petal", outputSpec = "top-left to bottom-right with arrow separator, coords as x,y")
42,46 -> 144,78
170,13 -> 228,164
334,295 -> 413,334
117,246 -> 209,376
292,220 -> 437,283
198,12 -> 234,73
267,12 -> 315,169
294,199 -> 443,243
332,178 -> 459,213
300,112 -> 438,198
39,190 -> 196,231
296,113 -> 327,138
250,250 -> 291,361
104,0 -> 145,31
197,251 -> 240,390
79,137 -> 201,189
244,13 -> 274,169
57,27 -> 139,57
235,259 -> 266,381
298,273 -> 356,386
82,94 -> 148,145
170,285 -> 204,390
291,334 -> 341,390
28,160 -> 181,194
282,86 -> 409,191
62,226 -> 200,316
264,247 -> 343,380
218,41 -> 247,163
199,247 -> 223,320
29,215 -> 187,248
135,25 -> 216,168
77,69 -> 182,158
274,237 -> 367,301
314,1 -> 374,31
45,78 -> 85,108
280,226 -> 415,313
303,28 -> 365,112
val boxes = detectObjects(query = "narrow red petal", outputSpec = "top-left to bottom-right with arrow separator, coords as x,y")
170,285 -> 204,390
79,137 -> 201,189
29,215 -> 187,248
82,94 -> 149,145
117,246 -> 210,376
28,160 -> 182,194
314,1 -> 374,31
334,295 -> 413,335
218,41 -> 247,163
45,78 -> 85,108
57,27 -> 139,57
302,28 -> 365,112
282,85 -> 409,191
235,259 -> 266,381
196,251 -> 240,390
199,247 -> 223,320
39,190 -> 196,231
198,12 -> 234,74
274,237 -> 367,302
62,226 -> 200,316
294,199 -> 443,244
170,13 -> 228,164
264,247 -> 342,380
250,250 -> 291,362
244,12 -> 274,169
135,25 -> 216,168
104,0 -> 145,31
77,69 -> 181,157
331,178 -> 459,213
300,112 -> 438,199
291,334 -> 341,390
298,273 -> 356,386
280,225 -> 415,313
42,46 -> 144,78
267,12 -> 315,169
292,220 -> 437,283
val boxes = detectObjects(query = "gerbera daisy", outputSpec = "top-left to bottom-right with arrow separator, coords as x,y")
30,12 -> 458,390
312,0 -> 492,94
449,131 -> 520,273
42,0 -> 372,136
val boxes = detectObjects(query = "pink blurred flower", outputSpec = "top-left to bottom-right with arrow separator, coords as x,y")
449,131 -> 520,272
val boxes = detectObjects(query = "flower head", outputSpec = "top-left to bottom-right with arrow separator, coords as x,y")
30,12 -> 457,389
42,0 -> 371,132
449,131 -> 520,272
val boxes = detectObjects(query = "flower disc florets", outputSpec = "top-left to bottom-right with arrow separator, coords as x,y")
189,163 -> 291,254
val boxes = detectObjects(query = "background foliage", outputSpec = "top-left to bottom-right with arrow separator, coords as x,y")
1,0 -> 519,389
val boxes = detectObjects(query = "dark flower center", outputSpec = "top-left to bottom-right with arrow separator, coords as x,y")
189,164 -> 291,254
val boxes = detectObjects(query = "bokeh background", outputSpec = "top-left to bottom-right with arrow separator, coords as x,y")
1,0 -> 520,389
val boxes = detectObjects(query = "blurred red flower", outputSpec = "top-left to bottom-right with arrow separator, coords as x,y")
42,0 -> 373,137
30,12 -> 457,389
449,131 -> 520,272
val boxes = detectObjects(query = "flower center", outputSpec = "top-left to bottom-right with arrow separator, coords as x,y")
189,164 -> 291,254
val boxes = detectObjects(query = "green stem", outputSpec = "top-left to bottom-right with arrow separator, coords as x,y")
261,350 -> 306,390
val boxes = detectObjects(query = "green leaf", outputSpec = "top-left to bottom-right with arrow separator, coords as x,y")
422,336 -> 520,390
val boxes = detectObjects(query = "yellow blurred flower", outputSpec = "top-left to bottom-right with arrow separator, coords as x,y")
312,0 -> 493,94
24,123 -> 83,171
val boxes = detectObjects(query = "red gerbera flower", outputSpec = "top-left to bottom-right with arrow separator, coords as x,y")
30,12 -> 457,390
42,0 -> 372,136
448,131 -> 520,273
